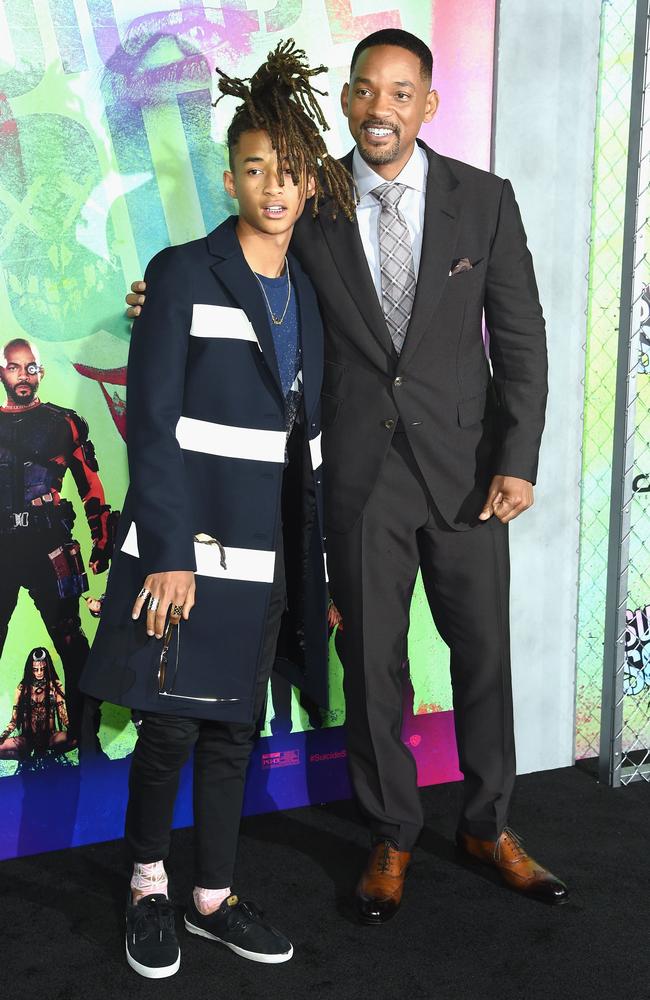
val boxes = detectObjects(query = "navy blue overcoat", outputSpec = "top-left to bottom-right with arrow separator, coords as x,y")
81,217 -> 328,723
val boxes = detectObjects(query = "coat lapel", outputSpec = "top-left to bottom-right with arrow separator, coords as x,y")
289,254 -> 322,424
318,150 -> 394,356
207,218 -> 284,401
398,145 -> 461,370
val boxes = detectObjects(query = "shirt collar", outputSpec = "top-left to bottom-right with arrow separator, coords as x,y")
352,142 -> 428,201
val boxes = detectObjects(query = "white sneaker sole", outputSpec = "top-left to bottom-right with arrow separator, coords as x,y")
184,918 -> 294,964
125,938 -> 181,979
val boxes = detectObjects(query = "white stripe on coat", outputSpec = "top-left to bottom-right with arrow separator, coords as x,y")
121,522 -> 275,583
309,432 -> 322,471
176,415 -> 286,463
190,304 -> 260,348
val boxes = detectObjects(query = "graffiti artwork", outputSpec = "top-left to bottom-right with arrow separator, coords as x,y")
624,606 -> 650,696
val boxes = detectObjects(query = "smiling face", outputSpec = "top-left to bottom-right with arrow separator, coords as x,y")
341,45 -> 438,178
0,342 -> 43,407
223,130 -> 315,241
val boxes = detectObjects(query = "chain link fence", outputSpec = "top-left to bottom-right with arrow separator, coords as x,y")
575,0 -> 637,761
600,0 -> 650,785
576,0 -> 650,784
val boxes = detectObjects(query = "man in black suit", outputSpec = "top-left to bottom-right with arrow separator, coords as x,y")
291,28 -> 567,921
128,29 -> 567,922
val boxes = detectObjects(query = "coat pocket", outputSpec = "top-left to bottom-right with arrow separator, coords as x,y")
321,393 -> 341,429
155,621 -> 242,705
323,360 -> 346,397
457,389 -> 487,428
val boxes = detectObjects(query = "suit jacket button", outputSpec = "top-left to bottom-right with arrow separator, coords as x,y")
384,419 -> 395,430
393,376 -> 404,387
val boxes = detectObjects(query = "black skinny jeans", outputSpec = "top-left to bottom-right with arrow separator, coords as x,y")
125,542 -> 286,889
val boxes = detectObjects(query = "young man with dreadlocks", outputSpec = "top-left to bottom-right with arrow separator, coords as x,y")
80,41 -> 355,978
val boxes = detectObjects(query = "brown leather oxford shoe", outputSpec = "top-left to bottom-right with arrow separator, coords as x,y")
457,827 -> 568,904
355,840 -> 411,925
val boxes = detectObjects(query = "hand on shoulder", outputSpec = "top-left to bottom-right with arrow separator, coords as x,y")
125,280 -> 146,319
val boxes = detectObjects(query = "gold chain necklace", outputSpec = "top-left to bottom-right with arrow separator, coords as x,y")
253,258 -> 292,326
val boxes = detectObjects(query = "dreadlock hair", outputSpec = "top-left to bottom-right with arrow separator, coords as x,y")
213,39 -> 356,220
16,647 -> 63,740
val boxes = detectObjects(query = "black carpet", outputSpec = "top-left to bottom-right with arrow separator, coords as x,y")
1,765 -> 649,1000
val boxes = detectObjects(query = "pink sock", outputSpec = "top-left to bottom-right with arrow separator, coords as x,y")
193,886 -> 231,915
131,861 -> 168,900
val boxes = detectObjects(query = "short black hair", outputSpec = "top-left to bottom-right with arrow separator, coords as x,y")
350,29 -> 433,82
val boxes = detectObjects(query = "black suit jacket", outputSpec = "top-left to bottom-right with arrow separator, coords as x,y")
291,140 -> 548,533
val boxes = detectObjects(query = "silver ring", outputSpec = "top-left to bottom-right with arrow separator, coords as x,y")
147,596 -> 160,612
137,587 -> 150,599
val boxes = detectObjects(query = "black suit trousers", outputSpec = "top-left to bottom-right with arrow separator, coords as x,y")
327,432 -> 515,850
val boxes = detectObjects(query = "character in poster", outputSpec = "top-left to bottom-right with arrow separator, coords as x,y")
0,647 -> 74,760
0,339 -> 116,746
81,43 -> 356,978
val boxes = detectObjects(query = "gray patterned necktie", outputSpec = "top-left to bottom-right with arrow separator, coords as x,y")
372,182 -> 416,354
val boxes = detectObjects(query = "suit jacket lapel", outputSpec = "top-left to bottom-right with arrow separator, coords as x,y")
208,220 -> 284,402
318,151 -> 394,356
398,145 -> 461,370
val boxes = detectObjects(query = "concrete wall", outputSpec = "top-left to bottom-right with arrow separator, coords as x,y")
492,1 -> 600,772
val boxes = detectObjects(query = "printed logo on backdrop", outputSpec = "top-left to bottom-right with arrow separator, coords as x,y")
262,750 -> 301,769
624,606 -> 650,694
633,473 -> 650,493
309,749 -> 347,763
637,286 -> 650,373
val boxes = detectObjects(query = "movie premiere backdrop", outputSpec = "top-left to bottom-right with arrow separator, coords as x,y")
0,0 -> 496,860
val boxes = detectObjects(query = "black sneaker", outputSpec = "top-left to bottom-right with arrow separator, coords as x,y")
184,894 -> 293,964
125,892 -> 180,979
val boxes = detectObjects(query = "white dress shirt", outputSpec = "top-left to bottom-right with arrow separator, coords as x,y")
352,143 -> 429,300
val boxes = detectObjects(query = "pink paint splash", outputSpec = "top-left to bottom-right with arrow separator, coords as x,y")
421,0 -> 497,169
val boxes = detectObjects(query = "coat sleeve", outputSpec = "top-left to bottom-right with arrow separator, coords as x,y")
125,246 -> 197,575
484,178 -> 548,484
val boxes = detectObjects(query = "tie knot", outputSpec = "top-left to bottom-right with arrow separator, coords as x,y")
372,182 -> 405,208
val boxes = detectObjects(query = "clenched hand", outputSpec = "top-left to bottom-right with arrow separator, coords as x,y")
479,475 -> 534,525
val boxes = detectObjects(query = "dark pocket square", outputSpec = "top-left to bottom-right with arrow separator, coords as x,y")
449,257 -> 474,276
449,257 -> 483,278
450,257 -> 485,277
